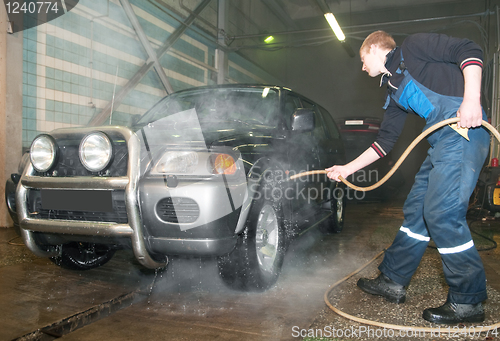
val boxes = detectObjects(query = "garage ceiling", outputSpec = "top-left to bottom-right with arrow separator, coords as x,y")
282,0 -> 470,19
159,0 -> 491,53
222,0 -> 491,52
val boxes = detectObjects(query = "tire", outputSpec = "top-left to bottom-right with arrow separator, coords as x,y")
323,188 -> 346,233
50,242 -> 116,271
218,171 -> 286,291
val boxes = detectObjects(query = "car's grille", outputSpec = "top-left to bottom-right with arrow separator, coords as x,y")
156,197 -> 200,224
28,189 -> 128,223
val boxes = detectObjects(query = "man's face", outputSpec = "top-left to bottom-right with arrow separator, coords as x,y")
361,45 -> 383,77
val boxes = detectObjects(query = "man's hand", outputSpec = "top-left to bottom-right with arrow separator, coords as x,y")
325,165 -> 352,182
457,98 -> 482,128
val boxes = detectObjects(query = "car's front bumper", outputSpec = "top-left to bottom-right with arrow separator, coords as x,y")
138,172 -> 247,256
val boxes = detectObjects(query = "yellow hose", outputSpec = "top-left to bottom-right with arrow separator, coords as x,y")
292,117 -> 500,332
289,118 -> 500,192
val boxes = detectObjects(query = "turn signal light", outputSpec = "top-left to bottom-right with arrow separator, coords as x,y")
211,154 -> 237,175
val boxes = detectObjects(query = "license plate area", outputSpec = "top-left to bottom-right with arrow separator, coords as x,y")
41,189 -> 114,213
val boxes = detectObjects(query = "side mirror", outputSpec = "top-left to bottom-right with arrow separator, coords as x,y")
291,108 -> 315,132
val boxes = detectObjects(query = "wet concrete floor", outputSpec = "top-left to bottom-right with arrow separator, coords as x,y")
2,199 -> 500,340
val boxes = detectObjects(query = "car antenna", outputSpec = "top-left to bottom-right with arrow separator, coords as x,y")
110,65 -> 119,125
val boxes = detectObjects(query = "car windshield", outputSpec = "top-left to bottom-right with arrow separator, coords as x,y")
135,87 -> 279,128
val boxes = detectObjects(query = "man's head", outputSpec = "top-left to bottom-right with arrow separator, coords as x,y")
359,31 -> 396,77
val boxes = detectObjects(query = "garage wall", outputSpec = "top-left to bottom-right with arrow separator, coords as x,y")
21,0 -> 282,149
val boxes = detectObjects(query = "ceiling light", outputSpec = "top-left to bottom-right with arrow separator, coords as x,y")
324,13 -> 345,42
264,35 -> 274,43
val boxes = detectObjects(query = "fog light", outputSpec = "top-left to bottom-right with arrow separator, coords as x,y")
30,135 -> 58,172
79,132 -> 113,172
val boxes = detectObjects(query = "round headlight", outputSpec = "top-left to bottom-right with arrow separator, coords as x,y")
30,135 -> 57,172
79,132 -> 113,172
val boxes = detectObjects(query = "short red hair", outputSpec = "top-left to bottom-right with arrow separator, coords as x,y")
360,31 -> 396,56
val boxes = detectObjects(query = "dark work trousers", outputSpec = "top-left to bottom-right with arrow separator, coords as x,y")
379,64 -> 490,304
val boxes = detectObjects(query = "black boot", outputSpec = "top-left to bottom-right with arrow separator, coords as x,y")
423,301 -> 484,324
357,273 -> 406,303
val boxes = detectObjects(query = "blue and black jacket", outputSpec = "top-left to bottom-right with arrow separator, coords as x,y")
370,33 -> 484,158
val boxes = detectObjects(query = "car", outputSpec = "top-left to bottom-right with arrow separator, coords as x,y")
5,84 -> 346,291
337,117 -> 404,201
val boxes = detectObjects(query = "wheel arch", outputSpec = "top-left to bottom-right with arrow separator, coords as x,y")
234,158 -> 289,236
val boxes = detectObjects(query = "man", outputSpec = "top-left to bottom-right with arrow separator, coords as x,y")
326,31 -> 489,324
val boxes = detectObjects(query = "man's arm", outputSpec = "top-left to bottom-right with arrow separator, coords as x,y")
457,64 -> 483,128
326,99 -> 407,181
326,148 -> 380,181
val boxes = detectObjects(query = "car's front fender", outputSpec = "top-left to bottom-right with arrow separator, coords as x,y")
234,158 -> 287,235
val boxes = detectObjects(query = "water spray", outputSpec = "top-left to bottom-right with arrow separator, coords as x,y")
288,117 -> 500,333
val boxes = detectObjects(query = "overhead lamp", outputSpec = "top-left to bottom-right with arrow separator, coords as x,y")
264,35 -> 274,44
324,12 -> 345,42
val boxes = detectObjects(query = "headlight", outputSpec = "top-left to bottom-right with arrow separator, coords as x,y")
154,151 -> 199,174
151,150 -> 240,176
79,132 -> 113,172
30,135 -> 58,172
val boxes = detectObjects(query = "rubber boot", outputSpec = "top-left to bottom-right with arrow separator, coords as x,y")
357,273 -> 406,303
423,301 -> 484,324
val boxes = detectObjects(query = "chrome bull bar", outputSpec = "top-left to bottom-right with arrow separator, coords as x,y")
15,126 -> 167,269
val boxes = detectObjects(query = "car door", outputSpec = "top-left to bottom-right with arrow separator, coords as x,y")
300,99 -> 335,208
282,93 -> 322,225
317,106 -> 345,169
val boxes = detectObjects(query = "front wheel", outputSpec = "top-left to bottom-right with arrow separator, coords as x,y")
50,242 -> 116,270
218,184 -> 286,291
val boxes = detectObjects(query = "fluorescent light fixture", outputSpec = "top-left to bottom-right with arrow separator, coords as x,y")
264,35 -> 274,43
324,12 -> 345,42
262,87 -> 270,98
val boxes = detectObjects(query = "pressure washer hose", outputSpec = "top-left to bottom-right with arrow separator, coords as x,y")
289,117 -> 500,192
289,117 -> 500,333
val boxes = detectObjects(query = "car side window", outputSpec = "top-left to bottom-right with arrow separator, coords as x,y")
302,99 -> 327,140
319,107 -> 340,139
283,93 -> 301,129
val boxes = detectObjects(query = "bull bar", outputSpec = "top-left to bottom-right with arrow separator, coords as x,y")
15,126 -> 168,269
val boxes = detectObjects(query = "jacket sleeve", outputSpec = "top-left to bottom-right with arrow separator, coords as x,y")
404,33 -> 483,70
370,98 -> 408,158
